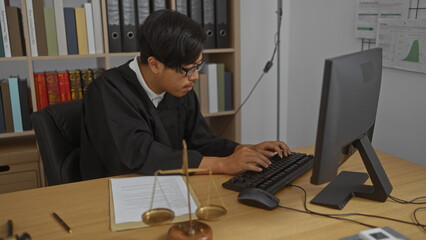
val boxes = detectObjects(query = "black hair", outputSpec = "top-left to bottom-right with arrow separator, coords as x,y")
137,9 -> 207,71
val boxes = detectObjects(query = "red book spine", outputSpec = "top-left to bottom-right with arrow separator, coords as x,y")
57,71 -> 72,102
45,72 -> 61,105
34,72 -> 49,111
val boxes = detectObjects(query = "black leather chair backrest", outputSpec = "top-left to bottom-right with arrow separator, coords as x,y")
31,100 -> 82,185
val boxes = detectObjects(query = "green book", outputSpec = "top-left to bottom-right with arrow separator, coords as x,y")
216,63 -> 225,112
44,7 -> 58,56
0,23 -> 4,57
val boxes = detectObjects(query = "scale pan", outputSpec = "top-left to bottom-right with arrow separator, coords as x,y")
142,208 -> 175,226
196,205 -> 227,221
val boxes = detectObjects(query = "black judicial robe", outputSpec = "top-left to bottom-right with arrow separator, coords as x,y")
80,61 -> 238,180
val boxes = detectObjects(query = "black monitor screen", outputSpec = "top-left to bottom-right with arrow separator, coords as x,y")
310,48 -> 392,210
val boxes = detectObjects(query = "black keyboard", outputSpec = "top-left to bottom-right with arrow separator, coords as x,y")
222,152 -> 314,194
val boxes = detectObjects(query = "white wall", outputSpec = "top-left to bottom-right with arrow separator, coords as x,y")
240,1 -> 283,144
240,0 -> 426,166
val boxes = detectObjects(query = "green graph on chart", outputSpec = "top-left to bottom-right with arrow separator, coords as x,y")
402,40 -> 420,63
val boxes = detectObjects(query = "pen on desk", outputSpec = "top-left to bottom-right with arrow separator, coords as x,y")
52,212 -> 72,233
7,219 -> 13,237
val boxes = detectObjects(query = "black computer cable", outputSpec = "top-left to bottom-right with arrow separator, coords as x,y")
277,184 -> 426,233
414,207 -> 426,232
277,185 -> 378,229
388,194 -> 426,232
217,5 -> 283,138
389,195 -> 426,204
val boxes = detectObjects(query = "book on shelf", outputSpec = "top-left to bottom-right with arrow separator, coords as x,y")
57,71 -> 71,102
44,7 -> 58,56
200,63 -> 218,113
64,7 -> 78,55
90,0 -> 104,54
215,0 -> 229,48
0,22 -> 4,57
33,72 -> 49,111
25,0 -> 38,56
18,78 -> 32,131
69,70 -> 83,100
75,8 -> 89,55
202,0 -> 216,49
199,73 -> 209,114
0,80 -> 13,132
151,0 -> 167,12
224,71 -> 233,111
217,63 -> 225,112
0,0 -> 11,57
53,0 -> 68,55
93,68 -> 105,79
136,0 -> 150,26
6,6 -> 26,57
0,80 -> 14,132
32,0 -> 48,56
175,0 -> 188,16
81,69 -> 93,93
189,0 -> 202,26
120,0 -> 138,52
0,85 -> 5,133
84,3 -> 96,54
106,0 -> 122,53
45,72 -> 61,105
8,77 -> 23,132
193,75 -> 200,101
198,64 -> 232,114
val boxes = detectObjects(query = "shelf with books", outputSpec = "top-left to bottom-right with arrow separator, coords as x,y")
1,0 -> 241,137
203,48 -> 236,54
0,0 -> 240,190
29,53 -> 108,61
0,56 -> 29,62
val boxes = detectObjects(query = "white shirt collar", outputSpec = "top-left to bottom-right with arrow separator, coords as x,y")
129,56 -> 165,108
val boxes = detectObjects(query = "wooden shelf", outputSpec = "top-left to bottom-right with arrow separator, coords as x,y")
0,56 -> 28,62
0,130 -> 35,140
0,0 -> 241,141
0,0 -> 241,186
29,53 -> 108,61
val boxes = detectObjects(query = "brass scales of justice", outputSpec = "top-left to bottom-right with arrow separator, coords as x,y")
142,140 -> 227,240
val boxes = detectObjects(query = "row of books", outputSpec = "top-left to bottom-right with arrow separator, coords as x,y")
0,1 -> 26,57
106,0 -> 229,53
0,77 -> 32,133
33,68 -> 104,111
106,0 -> 166,53
0,0 -> 104,58
175,0 -> 229,49
196,63 -> 233,114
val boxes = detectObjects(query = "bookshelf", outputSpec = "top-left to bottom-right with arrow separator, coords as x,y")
0,0 -> 241,190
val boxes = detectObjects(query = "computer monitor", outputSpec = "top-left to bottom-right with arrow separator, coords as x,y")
310,48 -> 392,210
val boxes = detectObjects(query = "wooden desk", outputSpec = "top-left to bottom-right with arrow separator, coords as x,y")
0,146 -> 425,239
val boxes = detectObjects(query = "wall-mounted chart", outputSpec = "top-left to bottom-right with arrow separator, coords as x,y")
376,18 -> 426,73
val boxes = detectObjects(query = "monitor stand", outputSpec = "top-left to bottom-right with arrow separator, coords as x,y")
311,135 -> 393,210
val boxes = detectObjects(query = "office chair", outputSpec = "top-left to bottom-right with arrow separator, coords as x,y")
31,100 -> 82,185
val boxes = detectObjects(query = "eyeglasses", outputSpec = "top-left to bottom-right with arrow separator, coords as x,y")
181,59 -> 205,77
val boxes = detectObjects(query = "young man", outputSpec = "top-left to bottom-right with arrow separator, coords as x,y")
80,10 -> 290,180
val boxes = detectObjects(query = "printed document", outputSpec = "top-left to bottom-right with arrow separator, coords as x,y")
110,175 -> 198,224
377,18 -> 426,73
355,0 -> 410,39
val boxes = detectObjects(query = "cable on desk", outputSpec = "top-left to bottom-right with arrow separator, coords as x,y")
278,185 -> 377,228
413,207 -> 426,232
388,194 -> 426,233
279,184 -> 426,233
389,195 -> 426,204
